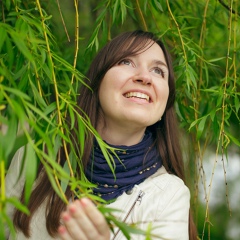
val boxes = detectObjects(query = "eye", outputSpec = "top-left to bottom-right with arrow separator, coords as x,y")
118,59 -> 132,66
152,67 -> 165,77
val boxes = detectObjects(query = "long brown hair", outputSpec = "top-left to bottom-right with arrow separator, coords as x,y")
13,30 -> 197,239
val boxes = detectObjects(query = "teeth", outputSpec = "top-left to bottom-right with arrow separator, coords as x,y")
125,92 -> 150,102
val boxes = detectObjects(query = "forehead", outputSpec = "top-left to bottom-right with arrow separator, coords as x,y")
118,38 -> 164,58
126,41 -> 167,65
121,38 -> 156,53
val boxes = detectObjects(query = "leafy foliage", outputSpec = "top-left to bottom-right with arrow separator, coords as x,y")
0,0 -> 239,239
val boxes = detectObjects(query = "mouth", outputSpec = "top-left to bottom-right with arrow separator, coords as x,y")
124,92 -> 151,102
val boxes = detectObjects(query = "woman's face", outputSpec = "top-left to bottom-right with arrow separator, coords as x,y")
98,42 -> 169,132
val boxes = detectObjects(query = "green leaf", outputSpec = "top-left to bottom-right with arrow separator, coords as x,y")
98,141 -> 116,178
113,0 -> 120,23
208,57 -> 226,63
10,99 -> 27,124
0,212 -> 5,240
1,210 -> 16,239
61,160 -> 71,194
152,0 -> 163,12
5,0 -> 11,10
5,35 -> 14,69
68,104 -> 75,130
107,214 -> 146,239
6,197 -> 30,215
43,102 -> 57,116
197,116 -> 207,140
9,31 -> 34,63
120,0 -> 127,24
77,117 -> 86,157
235,93 -> 240,113
0,27 -> 7,52
3,113 -> 18,160
7,134 -> 29,168
24,101 -> 55,126
226,131 -> 240,147
13,65 -> 28,81
98,206 -> 122,214
24,143 -> 38,203
29,79 -> 48,109
3,85 -> 31,101
45,165 -> 67,203
186,64 -> 197,90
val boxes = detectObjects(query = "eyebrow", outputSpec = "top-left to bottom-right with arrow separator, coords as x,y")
152,59 -> 168,68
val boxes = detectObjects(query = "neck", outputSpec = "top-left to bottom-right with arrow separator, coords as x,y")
97,125 -> 146,146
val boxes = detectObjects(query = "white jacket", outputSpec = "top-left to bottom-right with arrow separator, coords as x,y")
5,148 -> 190,240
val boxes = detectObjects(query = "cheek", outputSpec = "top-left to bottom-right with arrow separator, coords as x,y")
98,78 -> 116,112
157,84 -> 169,101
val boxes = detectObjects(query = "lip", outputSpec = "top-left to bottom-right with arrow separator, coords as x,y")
123,89 -> 153,103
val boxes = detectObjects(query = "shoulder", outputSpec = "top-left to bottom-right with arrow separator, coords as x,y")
135,167 -> 190,239
133,166 -> 190,226
141,166 -> 190,199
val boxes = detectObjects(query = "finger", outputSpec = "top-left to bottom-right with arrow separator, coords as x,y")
61,211 -> 88,240
80,198 -> 110,237
68,200 -> 101,239
58,225 -> 73,240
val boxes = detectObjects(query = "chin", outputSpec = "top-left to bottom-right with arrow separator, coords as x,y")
123,112 -> 159,127
129,119 -> 156,128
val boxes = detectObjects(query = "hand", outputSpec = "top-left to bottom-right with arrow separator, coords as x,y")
58,198 -> 110,240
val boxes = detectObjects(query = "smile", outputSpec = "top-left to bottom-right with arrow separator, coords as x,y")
124,92 -> 150,102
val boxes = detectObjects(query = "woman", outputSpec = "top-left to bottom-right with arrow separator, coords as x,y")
6,30 -> 197,239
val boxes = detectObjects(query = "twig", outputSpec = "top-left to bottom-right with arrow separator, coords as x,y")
35,0 -> 74,200
55,0 -> 71,42
135,0 -> 148,31
218,0 -> 240,16
166,0 -> 187,64
0,161 -> 5,210
1,0 -> 5,22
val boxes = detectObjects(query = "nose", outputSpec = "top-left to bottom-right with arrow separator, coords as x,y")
132,68 -> 152,85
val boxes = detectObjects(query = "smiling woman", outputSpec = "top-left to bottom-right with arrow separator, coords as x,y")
97,41 -> 169,146
6,30 -> 198,240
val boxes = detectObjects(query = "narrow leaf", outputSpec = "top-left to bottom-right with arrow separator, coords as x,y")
24,143 -> 37,203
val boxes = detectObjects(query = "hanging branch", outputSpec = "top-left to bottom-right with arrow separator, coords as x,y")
1,1 -> 5,22
70,0 -> 79,87
166,0 -> 188,65
35,0 -> 71,204
147,2 -> 161,33
230,0 -> 238,90
202,0 -> 234,238
134,0 -> 148,31
218,0 -> 240,16
0,161 -> 5,212
55,0 -> 71,42
196,1 -> 211,237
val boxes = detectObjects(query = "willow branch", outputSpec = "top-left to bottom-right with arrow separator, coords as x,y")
70,0 -> 79,87
166,0 -> 187,64
134,0 -> 148,31
0,161 -> 5,210
55,0 -> 70,42
203,0 -> 234,236
218,0 -> 240,16
1,1 -> 5,22
35,0 -> 74,182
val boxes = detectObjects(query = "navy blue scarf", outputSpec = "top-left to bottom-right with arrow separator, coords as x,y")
85,131 -> 162,201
